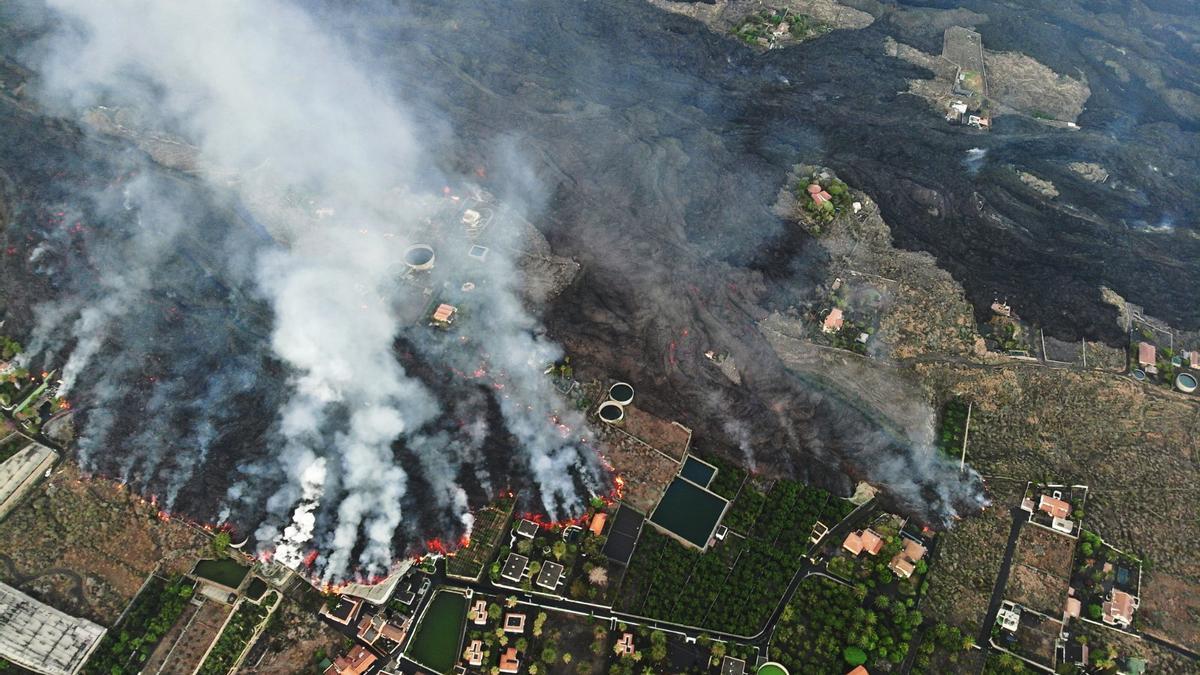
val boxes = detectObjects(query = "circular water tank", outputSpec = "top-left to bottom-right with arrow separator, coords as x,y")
1176,373 -> 1198,394
404,244 -> 436,271
597,401 -> 624,423
1131,369 -> 1146,381
608,382 -> 635,406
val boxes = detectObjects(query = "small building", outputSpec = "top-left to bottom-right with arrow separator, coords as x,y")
589,512 -> 608,536
1064,596 -> 1081,619
616,632 -> 635,656
462,209 -> 482,227
889,537 -> 927,579
1039,494 -> 1071,520
432,303 -> 457,326
515,519 -> 539,539
847,667 -> 870,675
1138,342 -> 1156,367
721,655 -> 746,675
856,332 -> 870,345
991,301 -> 1012,317
536,561 -> 564,591
469,598 -> 488,626
822,308 -> 844,334
503,612 -> 526,634
1102,589 -> 1139,628
501,553 -> 529,583
499,647 -> 521,674
321,596 -> 364,626
1189,350 -> 1200,369
997,601 -> 1021,632
714,524 -> 729,541
465,639 -> 484,667
324,645 -> 377,675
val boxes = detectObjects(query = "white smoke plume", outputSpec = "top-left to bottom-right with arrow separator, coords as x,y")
31,0 -> 604,579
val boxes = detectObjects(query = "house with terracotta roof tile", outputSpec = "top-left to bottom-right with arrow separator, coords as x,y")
1137,342 -> 1156,367
843,529 -> 884,556
499,647 -> 521,674
1102,589 -> 1139,628
822,308 -> 844,334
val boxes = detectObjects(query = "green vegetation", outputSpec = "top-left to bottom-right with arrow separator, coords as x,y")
0,337 -> 20,361
722,483 -> 766,533
936,398 -> 970,458
84,576 -> 194,675
698,453 -> 746,500
198,600 -> 270,675
731,9 -> 828,47
406,591 -> 467,673
770,577 -> 926,672
617,479 -> 837,635
210,531 -> 231,558
910,622 -> 975,674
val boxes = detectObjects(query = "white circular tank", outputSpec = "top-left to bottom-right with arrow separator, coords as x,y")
597,401 -> 625,423
404,244 -> 436,271
608,382 -> 635,406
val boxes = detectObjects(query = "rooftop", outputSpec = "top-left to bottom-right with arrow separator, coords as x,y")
822,308 -> 844,333
499,647 -> 520,673
535,561 -> 564,590
1038,494 -> 1071,520
0,582 -> 106,675
325,645 -> 377,675
503,612 -> 526,633
1138,341 -> 1156,366
721,655 -> 746,675
501,552 -> 528,582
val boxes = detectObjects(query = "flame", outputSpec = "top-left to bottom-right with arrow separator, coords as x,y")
303,549 -> 320,568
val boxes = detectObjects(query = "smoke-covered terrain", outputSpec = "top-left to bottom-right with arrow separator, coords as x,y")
0,0 -> 1196,579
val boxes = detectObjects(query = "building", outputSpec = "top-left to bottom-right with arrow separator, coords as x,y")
847,667 -> 870,675
589,512 -> 608,536
432,303 -> 457,326
616,632 -> 635,656
503,612 -> 526,634
499,647 -> 521,674
323,645 -> 376,675
997,601 -> 1021,632
1102,589 -> 1139,628
470,598 -> 488,625
0,442 -> 58,521
515,519 -> 539,539
843,529 -> 884,556
0,582 -> 106,675
1064,596 -> 1081,619
889,537 -> 927,579
822,308 -> 844,334
1038,494 -> 1071,519
535,561 -> 564,591
1190,351 -> 1200,369
720,655 -> 746,675
501,552 -> 528,583
321,596 -> 364,626
465,639 -> 484,667
807,183 -> 834,206
1137,342 -> 1156,367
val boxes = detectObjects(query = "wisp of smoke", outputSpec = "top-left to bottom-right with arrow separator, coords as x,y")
27,0 -> 605,580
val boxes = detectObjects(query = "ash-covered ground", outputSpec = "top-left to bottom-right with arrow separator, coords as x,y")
0,0 -> 1196,579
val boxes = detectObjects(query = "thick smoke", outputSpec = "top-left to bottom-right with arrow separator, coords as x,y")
28,0 -> 605,579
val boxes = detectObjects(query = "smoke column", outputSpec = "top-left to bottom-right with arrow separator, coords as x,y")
26,0 -> 605,579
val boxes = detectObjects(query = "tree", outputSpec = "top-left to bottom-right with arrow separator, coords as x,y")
541,646 -> 558,663
488,603 -> 502,621
1087,604 -> 1103,621
210,532 -> 231,558
553,541 -> 568,561
588,566 -> 609,586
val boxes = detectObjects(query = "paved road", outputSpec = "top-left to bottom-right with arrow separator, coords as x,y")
975,507 -> 1025,659
1141,631 -> 1200,662
433,498 -> 880,650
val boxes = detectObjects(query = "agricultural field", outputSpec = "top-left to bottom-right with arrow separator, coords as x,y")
0,464 -> 210,624
82,575 -> 195,675
446,498 -> 514,580
769,576 -> 932,672
920,362 -> 1200,653
615,478 -> 846,635
197,594 -> 275,675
